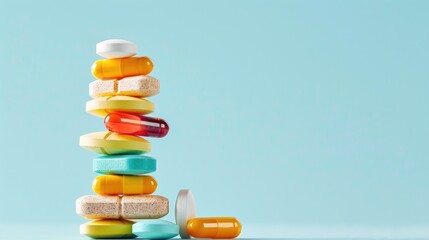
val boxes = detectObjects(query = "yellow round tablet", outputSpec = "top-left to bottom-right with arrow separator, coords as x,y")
86,96 -> 154,118
79,131 -> 151,155
80,219 -> 135,239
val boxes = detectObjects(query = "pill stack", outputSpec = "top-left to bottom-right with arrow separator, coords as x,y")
77,39 -> 178,239
77,39 -> 242,239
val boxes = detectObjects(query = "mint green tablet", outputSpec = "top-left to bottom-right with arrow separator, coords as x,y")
93,155 -> 156,175
132,220 -> 179,240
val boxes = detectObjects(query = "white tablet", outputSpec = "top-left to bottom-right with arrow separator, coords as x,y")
96,39 -> 137,59
175,189 -> 196,239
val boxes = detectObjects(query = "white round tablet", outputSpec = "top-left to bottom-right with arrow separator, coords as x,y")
96,39 -> 137,59
175,189 -> 196,239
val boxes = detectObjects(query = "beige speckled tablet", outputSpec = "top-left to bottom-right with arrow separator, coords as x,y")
76,195 -> 169,219
89,75 -> 160,98
122,195 -> 169,219
76,195 -> 121,219
89,80 -> 117,98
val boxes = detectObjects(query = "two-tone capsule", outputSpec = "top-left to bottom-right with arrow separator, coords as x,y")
105,112 -> 169,138
92,175 -> 157,195
92,57 -> 154,80
186,217 -> 241,239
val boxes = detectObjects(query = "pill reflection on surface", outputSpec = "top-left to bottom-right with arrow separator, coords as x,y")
186,217 -> 241,239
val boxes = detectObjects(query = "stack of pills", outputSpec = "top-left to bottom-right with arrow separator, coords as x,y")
77,39 -> 242,239
77,39 -> 178,239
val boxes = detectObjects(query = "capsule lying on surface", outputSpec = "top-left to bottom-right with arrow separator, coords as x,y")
92,175 -> 157,195
105,113 -> 169,138
92,57 -> 153,80
186,217 -> 242,239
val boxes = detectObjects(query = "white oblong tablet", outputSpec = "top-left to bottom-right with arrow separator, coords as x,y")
175,189 -> 196,239
96,39 -> 137,59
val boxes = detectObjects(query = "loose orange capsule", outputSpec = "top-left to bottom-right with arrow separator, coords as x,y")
92,175 -> 157,195
186,217 -> 241,239
92,57 -> 154,80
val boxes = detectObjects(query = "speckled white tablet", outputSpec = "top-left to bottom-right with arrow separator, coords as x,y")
96,39 -> 137,59
175,189 -> 196,239
122,195 -> 169,219
89,75 -> 160,98
76,195 -> 169,219
76,195 -> 121,219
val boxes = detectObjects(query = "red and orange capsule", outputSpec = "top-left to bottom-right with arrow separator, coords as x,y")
105,112 -> 169,138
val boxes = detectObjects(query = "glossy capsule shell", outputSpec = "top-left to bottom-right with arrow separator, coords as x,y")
105,113 -> 169,138
92,57 -> 154,80
92,175 -> 157,195
186,217 -> 242,239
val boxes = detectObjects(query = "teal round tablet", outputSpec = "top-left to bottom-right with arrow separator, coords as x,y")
132,220 -> 179,240
93,155 -> 156,175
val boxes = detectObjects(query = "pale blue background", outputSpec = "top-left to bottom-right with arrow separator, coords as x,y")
0,0 -> 428,237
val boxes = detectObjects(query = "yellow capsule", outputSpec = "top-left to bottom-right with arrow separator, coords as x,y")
186,217 -> 241,239
92,57 -> 154,80
92,175 -> 157,195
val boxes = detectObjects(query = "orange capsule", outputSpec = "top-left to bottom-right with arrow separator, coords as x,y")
92,175 -> 157,195
186,217 -> 241,239
92,57 -> 154,80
